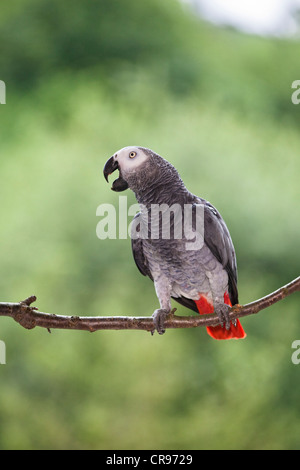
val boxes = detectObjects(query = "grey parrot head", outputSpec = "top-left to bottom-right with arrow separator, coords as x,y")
103,146 -> 185,199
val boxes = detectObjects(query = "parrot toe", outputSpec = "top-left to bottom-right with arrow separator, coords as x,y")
152,308 -> 170,335
214,303 -> 231,330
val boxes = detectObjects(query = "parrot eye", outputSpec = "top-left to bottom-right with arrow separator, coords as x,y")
129,151 -> 137,158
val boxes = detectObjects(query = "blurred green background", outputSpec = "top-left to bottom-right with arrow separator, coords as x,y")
0,0 -> 299,450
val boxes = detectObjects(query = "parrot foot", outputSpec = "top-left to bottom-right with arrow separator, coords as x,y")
214,303 -> 231,330
152,308 -> 170,335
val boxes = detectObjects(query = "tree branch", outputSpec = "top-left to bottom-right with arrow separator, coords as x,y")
0,277 -> 299,333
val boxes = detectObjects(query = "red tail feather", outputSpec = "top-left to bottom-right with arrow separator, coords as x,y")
195,293 -> 246,340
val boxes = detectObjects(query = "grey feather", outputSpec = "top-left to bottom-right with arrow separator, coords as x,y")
202,200 -> 238,305
131,213 -> 153,280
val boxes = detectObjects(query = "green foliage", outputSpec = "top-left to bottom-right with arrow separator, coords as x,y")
0,0 -> 191,91
0,0 -> 299,450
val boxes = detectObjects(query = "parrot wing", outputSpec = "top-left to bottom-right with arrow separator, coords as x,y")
177,201 -> 244,340
172,201 -> 243,339
202,201 -> 238,305
169,201 -> 238,312
131,212 -> 153,281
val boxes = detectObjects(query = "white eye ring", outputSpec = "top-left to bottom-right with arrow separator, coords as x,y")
129,151 -> 136,158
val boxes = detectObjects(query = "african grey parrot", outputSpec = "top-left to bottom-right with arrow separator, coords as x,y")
103,146 -> 246,340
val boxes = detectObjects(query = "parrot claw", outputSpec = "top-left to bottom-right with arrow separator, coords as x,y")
214,303 -> 231,330
152,308 -> 170,335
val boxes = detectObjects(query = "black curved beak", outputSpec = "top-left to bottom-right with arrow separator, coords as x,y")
103,156 -> 118,182
103,156 -> 129,192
